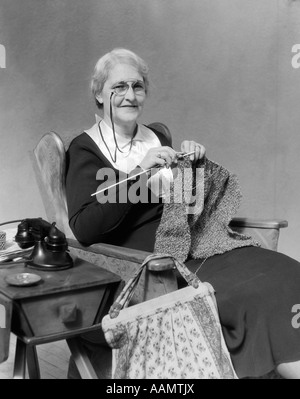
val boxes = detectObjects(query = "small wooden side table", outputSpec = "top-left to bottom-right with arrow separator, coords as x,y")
0,257 -> 121,379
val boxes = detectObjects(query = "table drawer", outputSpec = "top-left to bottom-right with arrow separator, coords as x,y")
12,286 -> 107,337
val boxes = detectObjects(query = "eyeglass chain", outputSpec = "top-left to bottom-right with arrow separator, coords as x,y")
98,122 -> 137,164
98,92 -> 138,164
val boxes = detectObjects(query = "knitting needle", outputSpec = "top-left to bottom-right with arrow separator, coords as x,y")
91,150 -> 196,197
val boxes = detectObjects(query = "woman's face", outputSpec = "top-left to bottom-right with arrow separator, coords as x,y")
97,63 -> 147,131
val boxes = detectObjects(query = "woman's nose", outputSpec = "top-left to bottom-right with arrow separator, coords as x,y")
124,86 -> 136,101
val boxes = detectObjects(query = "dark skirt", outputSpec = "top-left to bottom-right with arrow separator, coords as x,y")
186,246 -> 300,378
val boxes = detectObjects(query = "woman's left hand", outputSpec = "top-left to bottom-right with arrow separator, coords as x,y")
180,140 -> 206,162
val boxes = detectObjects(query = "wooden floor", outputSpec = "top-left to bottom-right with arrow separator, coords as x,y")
0,334 -> 71,379
1,335 -> 283,379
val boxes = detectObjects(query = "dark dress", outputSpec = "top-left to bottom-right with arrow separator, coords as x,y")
187,247 -> 300,378
66,130 -> 300,379
66,129 -> 169,251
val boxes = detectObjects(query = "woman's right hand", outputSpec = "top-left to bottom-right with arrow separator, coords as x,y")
139,146 -> 178,170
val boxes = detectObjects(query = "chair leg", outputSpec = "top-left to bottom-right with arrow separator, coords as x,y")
66,338 -> 98,379
13,338 -> 27,379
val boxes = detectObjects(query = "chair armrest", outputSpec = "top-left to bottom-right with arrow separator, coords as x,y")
67,238 -> 149,263
67,238 -> 174,271
229,217 -> 288,230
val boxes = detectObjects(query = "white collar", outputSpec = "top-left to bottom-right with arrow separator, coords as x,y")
85,119 -> 158,150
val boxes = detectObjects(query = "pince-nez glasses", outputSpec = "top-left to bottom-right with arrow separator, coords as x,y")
111,80 -> 146,97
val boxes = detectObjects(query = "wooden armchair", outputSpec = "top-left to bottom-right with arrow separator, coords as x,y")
31,124 -> 288,305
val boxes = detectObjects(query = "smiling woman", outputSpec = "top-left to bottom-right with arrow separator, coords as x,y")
96,64 -> 147,145
64,48 -> 205,379
66,48 -> 204,250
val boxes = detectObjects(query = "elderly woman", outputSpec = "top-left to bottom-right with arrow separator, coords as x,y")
66,48 -> 300,379
66,49 -> 205,251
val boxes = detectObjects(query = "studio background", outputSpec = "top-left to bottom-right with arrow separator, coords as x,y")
0,0 -> 300,260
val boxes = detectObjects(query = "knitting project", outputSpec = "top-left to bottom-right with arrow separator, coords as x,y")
154,157 -> 259,262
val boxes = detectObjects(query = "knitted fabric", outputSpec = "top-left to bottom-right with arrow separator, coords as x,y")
154,158 -> 192,262
154,157 -> 260,262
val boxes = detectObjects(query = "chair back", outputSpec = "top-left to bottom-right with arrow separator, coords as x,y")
32,132 -> 74,238
32,123 -> 172,238
148,122 -> 172,146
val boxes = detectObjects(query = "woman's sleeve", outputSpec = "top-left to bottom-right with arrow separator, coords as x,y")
65,139 -> 137,245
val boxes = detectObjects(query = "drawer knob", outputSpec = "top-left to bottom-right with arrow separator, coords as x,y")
59,303 -> 78,323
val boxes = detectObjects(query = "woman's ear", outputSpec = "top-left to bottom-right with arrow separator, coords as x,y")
96,94 -> 103,105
